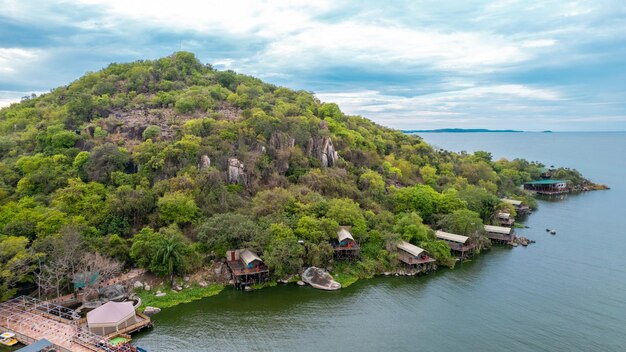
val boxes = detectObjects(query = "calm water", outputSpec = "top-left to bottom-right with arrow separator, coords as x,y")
134,132 -> 626,352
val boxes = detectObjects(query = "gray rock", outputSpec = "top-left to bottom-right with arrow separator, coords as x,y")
155,291 -> 166,297
144,284 -> 151,291
297,281 -> 305,286
244,286 -> 253,292
143,306 -> 161,316
199,155 -> 211,170
133,281 -> 144,289
198,281 -> 208,288
227,158 -> 246,184
307,136 -> 339,167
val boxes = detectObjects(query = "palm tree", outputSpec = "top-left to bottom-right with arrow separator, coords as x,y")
155,236 -> 185,286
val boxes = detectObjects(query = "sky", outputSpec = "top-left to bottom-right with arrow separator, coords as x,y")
1,0 -> 625,131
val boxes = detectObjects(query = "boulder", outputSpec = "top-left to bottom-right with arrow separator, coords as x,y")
144,284 -> 151,291
227,158 -> 246,184
133,281 -> 144,289
199,155 -> 211,170
155,291 -> 166,297
301,267 -> 341,290
143,306 -> 161,316
198,281 -> 208,288
307,136 -> 339,167
297,281 -> 305,286
244,286 -> 253,292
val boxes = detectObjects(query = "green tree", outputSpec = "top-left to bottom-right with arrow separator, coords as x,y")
325,198 -> 367,238
154,234 -> 186,285
263,224 -> 304,278
84,144 -> 130,184
197,213 -> 262,257
437,209 -> 484,237
157,191 -> 199,225
130,227 -> 165,269
0,236 -> 32,301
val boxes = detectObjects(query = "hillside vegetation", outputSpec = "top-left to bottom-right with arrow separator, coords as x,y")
0,52 -> 590,299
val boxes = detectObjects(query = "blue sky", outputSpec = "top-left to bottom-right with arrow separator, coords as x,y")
1,0 -> 625,131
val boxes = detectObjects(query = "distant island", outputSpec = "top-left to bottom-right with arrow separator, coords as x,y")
403,128 -> 524,133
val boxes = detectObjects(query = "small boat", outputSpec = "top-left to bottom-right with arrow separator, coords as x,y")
546,229 -> 550,232
0,332 -> 18,347
550,230 -> 556,235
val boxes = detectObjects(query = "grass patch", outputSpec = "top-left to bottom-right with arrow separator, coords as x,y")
250,281 -> 278,290
137,284 -> 224,310
331,262 -> 376,288
332,272 -> 359,287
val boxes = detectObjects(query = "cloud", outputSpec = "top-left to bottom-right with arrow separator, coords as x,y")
316,84 -> 564,128
0,48 -> 42,74
74,0 -> 336,36
0,0 -> 625,130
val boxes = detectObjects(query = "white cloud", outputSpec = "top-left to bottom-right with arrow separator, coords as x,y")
316,84 -> 563,128
521,39 -> 556,48
74,0 -> 335,37
0,48 -> 42,74
256,22 -> 534,72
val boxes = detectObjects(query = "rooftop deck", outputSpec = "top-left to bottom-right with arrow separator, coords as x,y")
485,233 -> 516,242
226,260 -> 269,277
334,244 -> 360,251
397,251 -> 436,266
446,242 -> 478,252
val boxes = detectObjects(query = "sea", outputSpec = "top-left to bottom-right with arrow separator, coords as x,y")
133,132 -> 626,352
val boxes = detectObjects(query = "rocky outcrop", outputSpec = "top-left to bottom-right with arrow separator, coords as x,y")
301,267 -> 341,290
307,136 -> 339,167
227,158 -> 245,184
199,155 -> 211,170
269,132 -> 295,152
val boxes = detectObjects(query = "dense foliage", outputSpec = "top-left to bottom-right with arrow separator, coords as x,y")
0,52 -> 586,299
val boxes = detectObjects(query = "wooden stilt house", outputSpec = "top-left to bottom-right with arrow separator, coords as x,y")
333,226 -> 360,260
435,230 -> 477,259
396,241 -> 437,273
226,249 -> 269,289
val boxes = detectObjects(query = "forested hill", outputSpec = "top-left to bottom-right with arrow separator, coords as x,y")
0,52 -> 590,299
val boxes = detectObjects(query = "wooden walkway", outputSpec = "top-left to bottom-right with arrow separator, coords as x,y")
0,296 -> 133,352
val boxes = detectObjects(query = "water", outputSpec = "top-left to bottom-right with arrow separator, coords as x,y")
134,132 -> 626,351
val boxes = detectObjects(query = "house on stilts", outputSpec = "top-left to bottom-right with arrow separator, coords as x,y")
501,198 -> 531,214
484,225 -> 516,245
226,249 -> 269,289
435,230 -> 477,259
496,212 -> 515,227
333,226 -> 360,260
395,241 -> 437,273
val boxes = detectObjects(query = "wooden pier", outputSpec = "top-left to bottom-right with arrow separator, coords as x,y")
0,296 -> 142,352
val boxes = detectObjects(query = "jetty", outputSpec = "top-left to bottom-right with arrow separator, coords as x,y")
435,230 -> 477,259
0,296 -> 144,352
